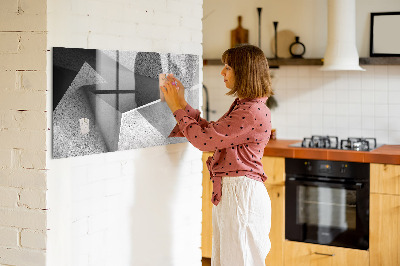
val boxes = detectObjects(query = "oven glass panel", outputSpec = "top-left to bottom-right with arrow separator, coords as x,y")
297,186 -> 357,230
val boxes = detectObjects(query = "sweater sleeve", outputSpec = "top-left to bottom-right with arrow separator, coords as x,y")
171,106 -> 256,152
168,103 -> 212,137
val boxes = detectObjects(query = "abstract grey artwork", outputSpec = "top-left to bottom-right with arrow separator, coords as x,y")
52,47 -> 200,159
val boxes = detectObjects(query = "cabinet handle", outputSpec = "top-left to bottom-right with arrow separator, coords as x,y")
313,252 -> 335,256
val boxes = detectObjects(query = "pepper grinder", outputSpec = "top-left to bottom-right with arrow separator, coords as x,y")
273,21 -> 279,58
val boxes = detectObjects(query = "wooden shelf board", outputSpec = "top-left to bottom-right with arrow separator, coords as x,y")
203,57 -> 400,67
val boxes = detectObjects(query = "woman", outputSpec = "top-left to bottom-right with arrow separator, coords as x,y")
161,44 -> 273,266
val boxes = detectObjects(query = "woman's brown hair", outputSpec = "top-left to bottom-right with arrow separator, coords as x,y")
221,44 -> 273,99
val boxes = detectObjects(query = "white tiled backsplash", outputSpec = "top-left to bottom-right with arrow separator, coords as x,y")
203,65 -> 400,145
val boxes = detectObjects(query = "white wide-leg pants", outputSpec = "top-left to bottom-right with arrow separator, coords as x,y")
211,176 -> 271,266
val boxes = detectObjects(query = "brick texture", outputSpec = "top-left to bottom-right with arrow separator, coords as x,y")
0,0 -> 48,265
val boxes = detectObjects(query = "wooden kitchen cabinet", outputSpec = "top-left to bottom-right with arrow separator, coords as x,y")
201,153 -> 286,266
284,240 -> 369,266
370,193 -> 400,266
370,163 -> 400,266
370,163 -> 400,195
264,184 -> 285,266
261,156 -> 285,186
202,152 -> 213,258
262,156 -> 285,266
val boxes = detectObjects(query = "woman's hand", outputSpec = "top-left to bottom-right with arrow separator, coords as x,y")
171,75 -> 187,108
166,74 -> 187,108
160,75 -> 185,114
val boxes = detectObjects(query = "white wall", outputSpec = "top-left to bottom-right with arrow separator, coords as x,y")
203,0 -> 400,145
46,0 -> 204,266
203,0 -> 400,58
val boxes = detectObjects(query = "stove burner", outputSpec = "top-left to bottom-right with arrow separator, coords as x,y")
294,136 -> 379,151
340,137 -> 377,151
301,135 -> 339,149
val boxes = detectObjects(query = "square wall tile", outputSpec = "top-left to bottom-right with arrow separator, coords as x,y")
388,131 -> 400,144
388,91 -> 400,104
374,77 -> 388,91
375,104 -> 388,117
389,104 -> 400,117
374,130 -> 389,144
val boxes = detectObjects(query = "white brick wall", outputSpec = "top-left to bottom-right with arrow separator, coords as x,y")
0,0 -> 48,265
46,1 -> 203,266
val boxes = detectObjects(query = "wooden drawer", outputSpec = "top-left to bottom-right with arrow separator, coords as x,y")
370,163 -> 400,195
284,240 -> 369,266
261,156 -> 285,186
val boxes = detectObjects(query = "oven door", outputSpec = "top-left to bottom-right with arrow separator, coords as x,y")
285,177 -> 369,250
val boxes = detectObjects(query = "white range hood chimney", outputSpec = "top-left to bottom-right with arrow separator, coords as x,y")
320,0 -> 365,71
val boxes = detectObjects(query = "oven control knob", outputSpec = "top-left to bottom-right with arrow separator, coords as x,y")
340,164 -> 347,174
304,161 -> 312,171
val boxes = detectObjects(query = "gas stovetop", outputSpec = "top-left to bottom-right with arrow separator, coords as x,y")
289,135 -> 383,151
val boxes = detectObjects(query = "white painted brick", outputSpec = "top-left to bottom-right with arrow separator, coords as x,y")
0,13 -> 46,32
105,178 -> 123,196
19,32 -> 47,53
0,227 -> 19,247
170,28 -> 193,42
87,33 -> 124,50
0,90 -> 46,111
0,169 -> 47,190
20,150 -> 46,170
87,163 -> 107,183
87,211 -> 109,233
0,52 -> 47,71
20,229 -> 46,249
0,33 -> 47,70
152,39 -> 183,55
0,129 -> 46,150
19,189 -> 46,209
16,70 -> 47,91
0,33 -> 20,54
0,110 -> 47,131
152,10 -> 181,27
122,8 -> 153,25
0,187 -> 19,208
181,15 -> 202,30
0,247 -> 45,266
129,0 -> 167,13
19,0 -> 47,14
167,0 -> 192,15
10,148 -> 22,169
50,31 -> 88,50
0,150 -> 11,169
0,208 -> 46,230
105,162 -> 122,179
179,41 -> 202,55
0,71 -> 16,90
136,24 -> 170,41
71,218 -> 88,237
0,0 -> 18,13
191,31 -> 203,44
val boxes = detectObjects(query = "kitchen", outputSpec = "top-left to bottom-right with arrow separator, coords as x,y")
202,0 -> 400,265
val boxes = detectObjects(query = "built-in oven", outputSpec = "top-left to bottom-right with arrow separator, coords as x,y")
285,158 -> 370,250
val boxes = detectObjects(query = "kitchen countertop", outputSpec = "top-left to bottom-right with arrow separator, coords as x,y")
263,139 -> 400,165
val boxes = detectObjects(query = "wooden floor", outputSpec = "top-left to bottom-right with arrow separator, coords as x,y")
202,257 -> 211,266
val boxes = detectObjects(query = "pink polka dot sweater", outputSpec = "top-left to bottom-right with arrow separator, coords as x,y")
168,97 -> 272,206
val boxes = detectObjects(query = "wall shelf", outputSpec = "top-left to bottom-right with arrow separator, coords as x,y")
203,57 -> 400,67
359,57 -> 400,65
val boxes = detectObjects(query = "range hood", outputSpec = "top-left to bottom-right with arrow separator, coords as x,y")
320,0 -> 365,71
